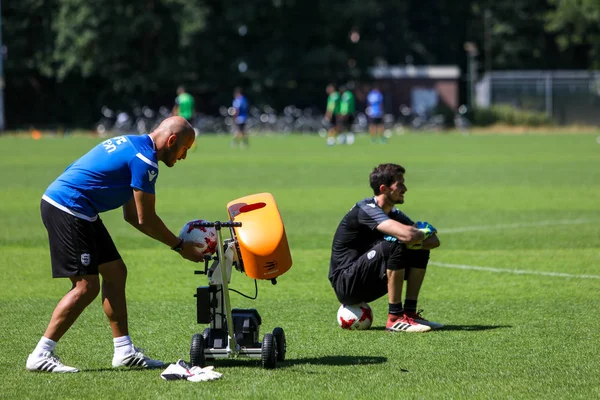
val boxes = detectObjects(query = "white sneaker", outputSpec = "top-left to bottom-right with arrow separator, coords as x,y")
26,351 -> 79,373
404,311 -> 444,329
386,315 -> 431,333
112,348 -> 164,369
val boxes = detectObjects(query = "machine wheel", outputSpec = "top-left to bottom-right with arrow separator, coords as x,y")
272,327 -> 286,362
190,333 -> 206,367
261,333 -> 277,369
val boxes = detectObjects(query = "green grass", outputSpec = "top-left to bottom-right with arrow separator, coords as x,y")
1,131 -> 599,399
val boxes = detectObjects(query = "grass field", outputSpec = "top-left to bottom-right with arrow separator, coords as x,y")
0,131 -> 599,399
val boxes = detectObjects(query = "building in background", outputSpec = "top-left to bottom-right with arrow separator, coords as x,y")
368,65 -> 461,117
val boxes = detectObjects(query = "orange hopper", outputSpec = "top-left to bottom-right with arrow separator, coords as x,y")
227,193 -> 292,280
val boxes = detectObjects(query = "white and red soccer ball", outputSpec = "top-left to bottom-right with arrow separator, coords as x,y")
179,219 -> 218,256
337,302 -> 373,330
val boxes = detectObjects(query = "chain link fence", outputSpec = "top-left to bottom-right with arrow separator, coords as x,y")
476,70 -> 600,126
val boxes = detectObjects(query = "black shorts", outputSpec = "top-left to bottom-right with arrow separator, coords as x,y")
369,116 -> 383,125
41,200 -> 121,278
331,241 -> 429,305
325,114 -> 337,129
234,122 -> 246,133
339,114 -> 355,131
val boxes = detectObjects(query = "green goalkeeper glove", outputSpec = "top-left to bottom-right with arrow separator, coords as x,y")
416,221 -> 437,240
406,221 -> 437,249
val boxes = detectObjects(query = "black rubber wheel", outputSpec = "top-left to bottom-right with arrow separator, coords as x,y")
190,333 -> 205,367
272,327 -> 286,362
261,333 -> 277,369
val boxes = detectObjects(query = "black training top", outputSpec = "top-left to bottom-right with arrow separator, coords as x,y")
328,197 -> 414,281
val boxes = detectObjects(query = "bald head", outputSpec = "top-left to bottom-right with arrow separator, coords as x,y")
153,116 -> 194,140
151,116 -> 195,167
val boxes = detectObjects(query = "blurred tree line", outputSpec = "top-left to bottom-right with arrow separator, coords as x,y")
2,0 -> 597,128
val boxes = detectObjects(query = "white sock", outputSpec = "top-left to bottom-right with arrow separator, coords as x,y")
346,133 -> 355,145
113,335 -> 135,357
33,337 -> 56,356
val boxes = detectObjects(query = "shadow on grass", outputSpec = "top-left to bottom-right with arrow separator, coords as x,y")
280,355 -> 387,367
79,366 -> 164,373
434,324 -> 512,331
180,355 -> 388,370
369,324 -> 512,332
77,326 -> 507,373
79,355 -> 388,372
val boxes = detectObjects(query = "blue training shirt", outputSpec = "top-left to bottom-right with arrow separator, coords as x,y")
233,95 -> 249,123
43,135 -> 159,221
367,90 -> 384,118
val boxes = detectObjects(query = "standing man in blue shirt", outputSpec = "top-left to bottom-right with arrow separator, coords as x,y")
26,116 -> 205,373
367,85 -> 385,143
231,87 -> 249,148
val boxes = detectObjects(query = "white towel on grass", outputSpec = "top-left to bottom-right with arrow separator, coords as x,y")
160,359 -> 222,382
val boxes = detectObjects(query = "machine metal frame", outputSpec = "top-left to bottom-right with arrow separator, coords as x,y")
190,221 -> 286,369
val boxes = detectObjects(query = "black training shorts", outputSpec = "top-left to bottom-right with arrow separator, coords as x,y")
338,114 -> 355,131
41,199 -> 121,278
327,114 -> 337,129
234,122 -> 246,133
369,116 -> 383,125
331,240 -> 429,305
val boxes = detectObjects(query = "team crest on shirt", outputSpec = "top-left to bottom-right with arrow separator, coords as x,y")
81,253 -> 91,266
367,250 -> 376,260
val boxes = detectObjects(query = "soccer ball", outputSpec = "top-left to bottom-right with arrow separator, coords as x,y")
337,302 -> 373,330
179,219 -> 218,256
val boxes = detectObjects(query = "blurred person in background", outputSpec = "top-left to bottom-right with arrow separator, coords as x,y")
172,85 -> 196,125
324,83 -> 341,146
367,85 -> 385,143
26,117 -> 205,373
328,163 -> 443,333
339,83 -> 356,145
231,87 -> 249,148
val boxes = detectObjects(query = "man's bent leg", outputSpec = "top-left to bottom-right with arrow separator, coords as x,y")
44,276 -> 100,342
384,239 -> 407,312
100,259 -> 164,369
404,250 -> 430,308
27,276 -> 99,372
99,259 -> 128,338
332,240 -> 400,305
384,243 -> 431,333
403,250 -> 443,329
386,269 -> 405,305
405,267 -> 426,303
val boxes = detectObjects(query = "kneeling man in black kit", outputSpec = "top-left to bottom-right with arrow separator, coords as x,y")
329,163 -> 442,332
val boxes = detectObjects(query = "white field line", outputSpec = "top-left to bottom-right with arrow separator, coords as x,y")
438,218 -> 590,234
430,261 -> 600,279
